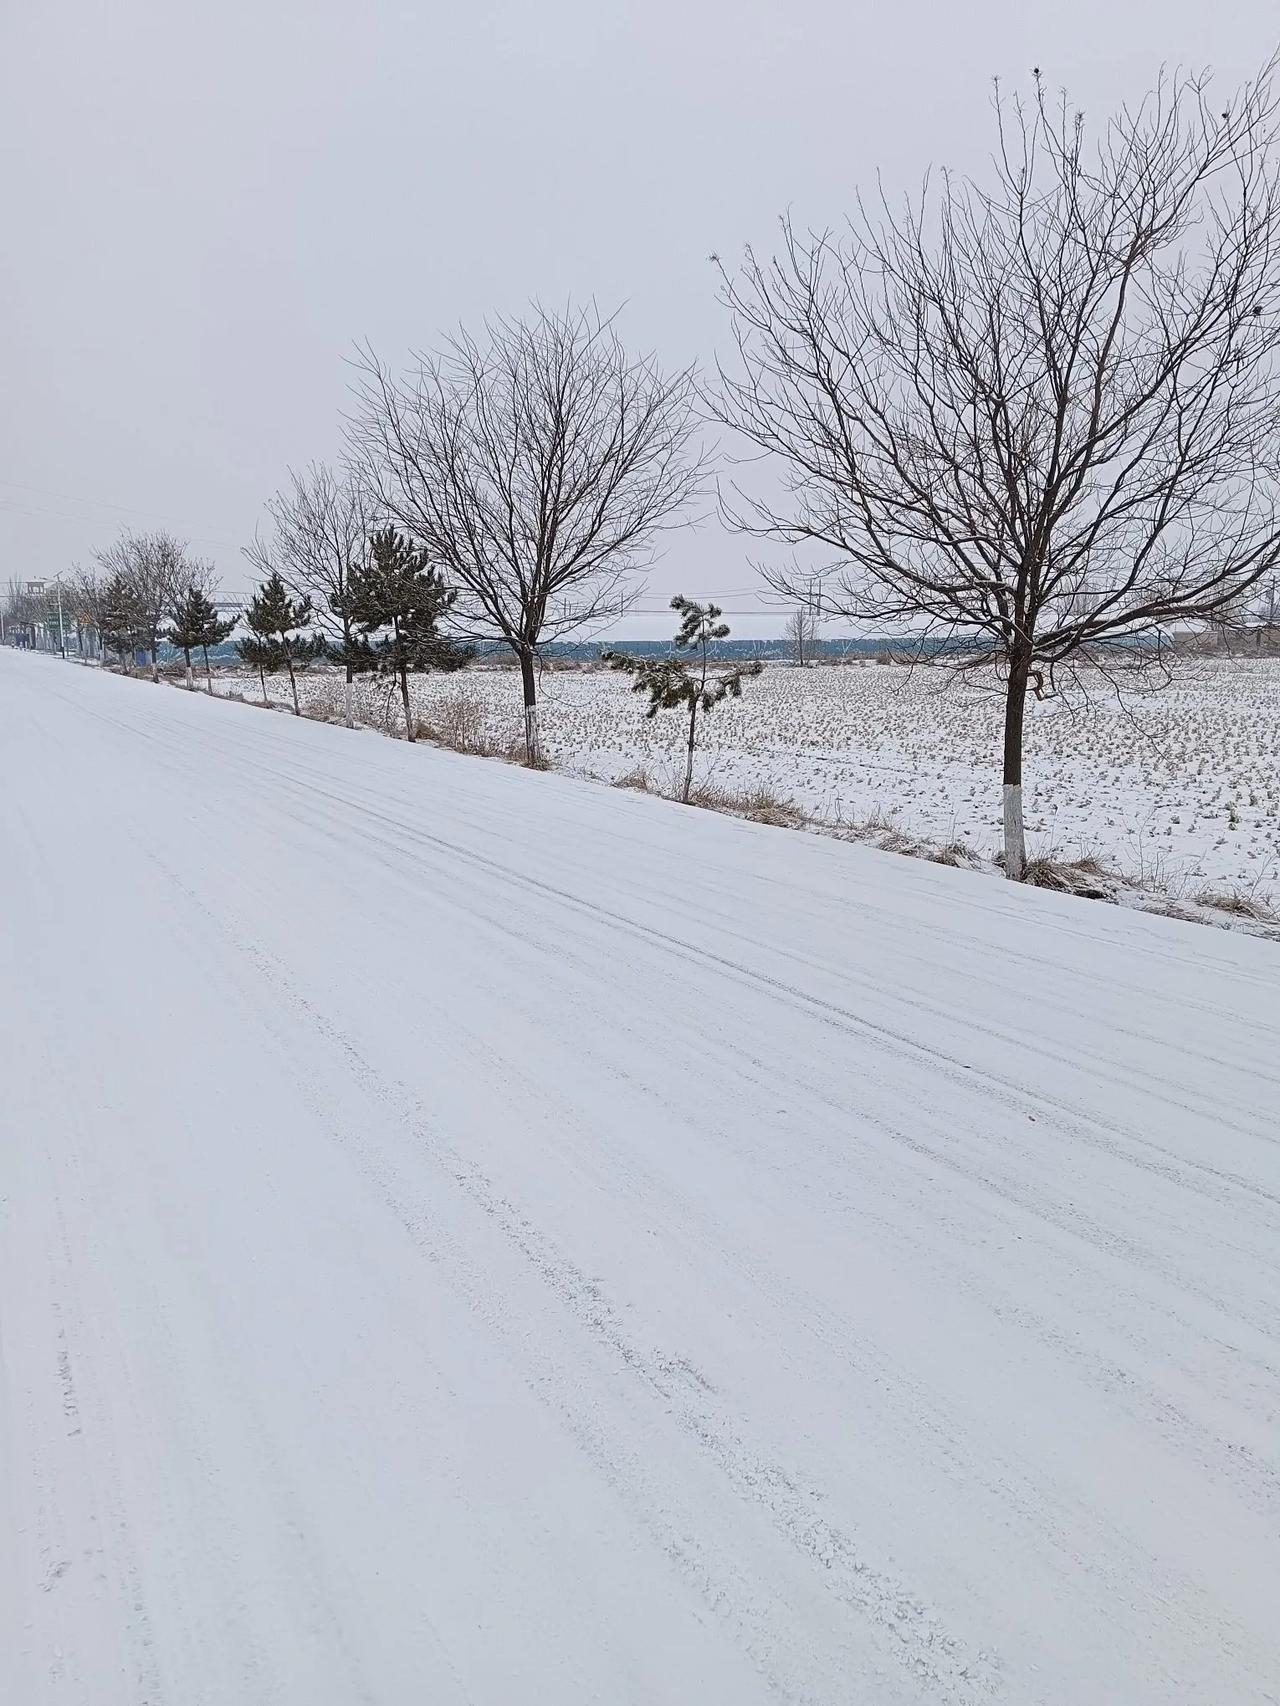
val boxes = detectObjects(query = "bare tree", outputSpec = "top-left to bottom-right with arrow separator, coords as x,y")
61,568 -> 104,663
93,531 -> 194,682
1254,572 -> 1280,649
245,462 -> 371,727
350,302 -> 706,764
63,566 -> 104,660
713,63 -> 1280,878
784,604 -> 822,666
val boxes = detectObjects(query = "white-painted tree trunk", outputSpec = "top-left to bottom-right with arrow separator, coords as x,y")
682,702 -> 698,803
1003,782 -> 1025,882
524,701 -> 542,767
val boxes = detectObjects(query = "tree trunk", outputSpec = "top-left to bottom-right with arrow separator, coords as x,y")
150,637 -> 159,684
184,648 -> 194,691
682,701 -> 698,804
202,645 -> 214,694
518,647 -> 541,766
1002,658 -> 1030,881
400,667 -> 414,741
258,664 -> 267,702
343,621 -> 355,727
285,651 -> 300,715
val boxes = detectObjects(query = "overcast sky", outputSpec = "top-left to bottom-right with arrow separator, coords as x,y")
3,1 -> 1277,634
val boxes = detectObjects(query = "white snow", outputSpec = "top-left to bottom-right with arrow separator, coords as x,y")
262,656 -> 1280,899
2,648 -> 1279,1705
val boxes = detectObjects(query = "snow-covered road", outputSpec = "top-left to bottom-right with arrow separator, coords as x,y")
2,651 -> 1278,1706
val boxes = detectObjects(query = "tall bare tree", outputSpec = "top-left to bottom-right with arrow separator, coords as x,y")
785,605 -> 822,666
713,63 -> 1280,878
1254,572 -> 1280,649
64,562 -> 122,661
245,462 -> 371,728
350,302 -> 706,764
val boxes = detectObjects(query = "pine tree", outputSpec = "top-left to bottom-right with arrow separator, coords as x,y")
236,633 -> 279,703
167,586 -> 236,692
99,571 -> 149,674
197,597 -> 237,694
604,597 -> 762,803
333,528 -> 473,740
238,571 -> 322,713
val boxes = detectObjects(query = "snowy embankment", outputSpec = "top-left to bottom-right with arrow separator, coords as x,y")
3,648 -> 1279,1705
255,655 -> 1280,904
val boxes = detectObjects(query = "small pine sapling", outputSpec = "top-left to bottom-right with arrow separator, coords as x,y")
604,596 -> 762,803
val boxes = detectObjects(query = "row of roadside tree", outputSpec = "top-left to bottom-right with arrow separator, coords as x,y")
9,61 -> 1280,879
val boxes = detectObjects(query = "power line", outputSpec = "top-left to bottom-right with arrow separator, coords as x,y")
0,483 -> 241,551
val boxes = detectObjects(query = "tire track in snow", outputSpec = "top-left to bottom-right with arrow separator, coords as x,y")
142,843 -> 1004,1706
222,758 -> 1280,1343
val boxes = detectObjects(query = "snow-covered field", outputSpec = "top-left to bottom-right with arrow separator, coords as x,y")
260,655 -> 1280,900
3,649 -> 1279,1704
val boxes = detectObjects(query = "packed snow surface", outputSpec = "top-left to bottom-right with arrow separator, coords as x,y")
2,649 -> 1279,1706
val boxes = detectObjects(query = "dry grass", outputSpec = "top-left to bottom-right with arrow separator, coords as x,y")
298,678 -> 356,726
740,788 -> 808,827
506,738 -> 552,771
611,764 -> 655,793
826,806 -> 881,837
874,825 -> 926,856
418,694 -> 500,757
1145,893 -> 1280,939
1192,887 -> 1277,921
1020,853 -> 1120,899
685,780 -> 809,826
1146,899 -> 1207,925
413,694 -> 553,770
928,839 -> 983,868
